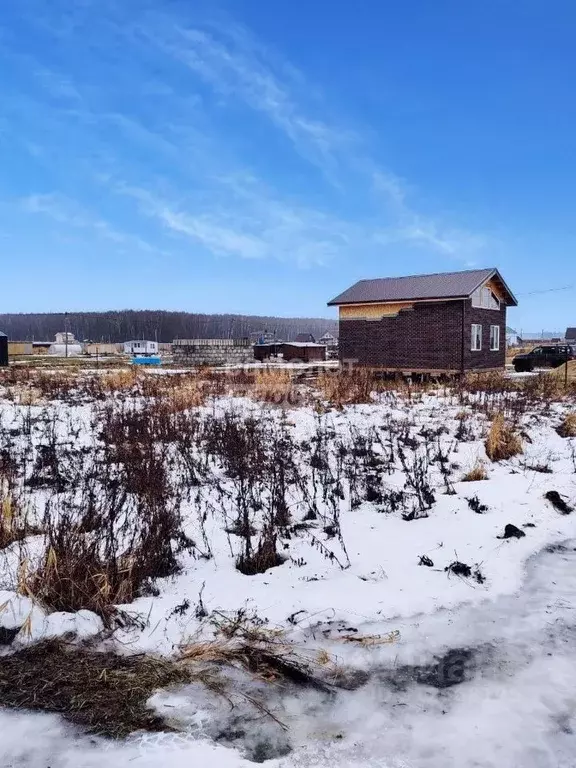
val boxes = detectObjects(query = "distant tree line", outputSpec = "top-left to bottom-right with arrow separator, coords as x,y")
0,310 -> 339,344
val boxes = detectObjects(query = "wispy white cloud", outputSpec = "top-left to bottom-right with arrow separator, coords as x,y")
118,178 -> 359,267
22,193 -> 159,254
34,68 -> 80,101
153,23 -> 350,178
375,220 -> 487,258
7,1 -> 492,274
148,17 -> 490,262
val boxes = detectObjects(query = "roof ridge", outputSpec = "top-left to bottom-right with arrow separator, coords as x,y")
355,267 -> 494,283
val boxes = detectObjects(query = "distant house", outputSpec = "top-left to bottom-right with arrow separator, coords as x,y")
506,327 -> 521,347
318,332 -> 338,347
566,328 -> 576,342
55,332 -> 77,345
294,333 -> 316,343
124,340 -> 159,356
328,267 -> 517,373
48,333 -> 82,357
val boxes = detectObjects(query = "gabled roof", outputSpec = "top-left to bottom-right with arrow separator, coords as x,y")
566,327 -> 576,340
328,268 -> 517,307
294,333 -> 316,343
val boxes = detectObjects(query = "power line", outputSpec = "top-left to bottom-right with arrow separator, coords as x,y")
517,284 -> 574,297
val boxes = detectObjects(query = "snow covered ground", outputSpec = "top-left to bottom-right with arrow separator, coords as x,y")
0,374 -> 575,767
4,540 -> 576,767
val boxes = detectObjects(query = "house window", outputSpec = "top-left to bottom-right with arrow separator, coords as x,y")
490,325 -> 500,351
472,286 -> 500,309
471,324 -> 482,351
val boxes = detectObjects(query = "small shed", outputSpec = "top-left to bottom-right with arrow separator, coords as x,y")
124,340 -> 159,356
254,342 -> 283,362
0,332 -> 8,367
281,342 -> 326,363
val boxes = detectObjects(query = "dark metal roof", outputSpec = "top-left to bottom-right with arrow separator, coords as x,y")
294,333 -> 316,343
566,328 -> 576,339
328,268 -> 517,306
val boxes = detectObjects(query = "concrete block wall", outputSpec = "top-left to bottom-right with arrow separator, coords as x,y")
172,339 -> 253,366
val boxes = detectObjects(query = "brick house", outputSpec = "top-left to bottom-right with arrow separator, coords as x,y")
328,268 -> 517,373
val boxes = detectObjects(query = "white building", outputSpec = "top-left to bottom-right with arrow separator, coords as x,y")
49,332 -> 82,356
55,331 -> 77,345
123,340 -> 159,355
318,332 -> 338,347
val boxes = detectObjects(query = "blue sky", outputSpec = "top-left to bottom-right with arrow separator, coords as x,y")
1,0 -> 574,330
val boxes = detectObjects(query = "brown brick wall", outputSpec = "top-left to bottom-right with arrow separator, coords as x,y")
464,304 -> 507,369
338,300 -> 507,371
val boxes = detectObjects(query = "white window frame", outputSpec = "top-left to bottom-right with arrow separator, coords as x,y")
471,324 -> 482,351
490,325 -> 500,351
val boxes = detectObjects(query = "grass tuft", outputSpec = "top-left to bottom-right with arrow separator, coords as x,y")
557,413 -> 576,438
461,462 -> 488,482
485,413 -> 523,462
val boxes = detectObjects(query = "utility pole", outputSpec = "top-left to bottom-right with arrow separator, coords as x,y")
64,312 -> 69,358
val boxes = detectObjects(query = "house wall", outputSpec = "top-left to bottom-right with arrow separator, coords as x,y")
282,344 -> 326,363
464,303 -> 507,369
338,300 -> 507,371
339,302 -> 414,320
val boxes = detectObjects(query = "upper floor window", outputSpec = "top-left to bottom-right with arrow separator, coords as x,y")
472,286 -> 500,310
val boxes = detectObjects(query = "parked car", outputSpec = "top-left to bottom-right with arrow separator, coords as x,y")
512,344 -> 576,372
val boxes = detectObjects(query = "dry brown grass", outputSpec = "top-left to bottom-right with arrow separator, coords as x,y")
162,380 -> 207,411
317,369 -> 377,407
557,412 -> 576,438
253,369 -> 295,404
0,495 -> 28,549
180,637 -> 328,691
485,412 -> 523,461
461,462 -> 489,482
0,639 -> 195,738
19,548 -> 136,622
13,386 -> 44,406
100,368 -> 138,392
548,360 -> 576,384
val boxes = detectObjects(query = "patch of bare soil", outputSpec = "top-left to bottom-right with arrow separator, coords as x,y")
0,640 -> 194,738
